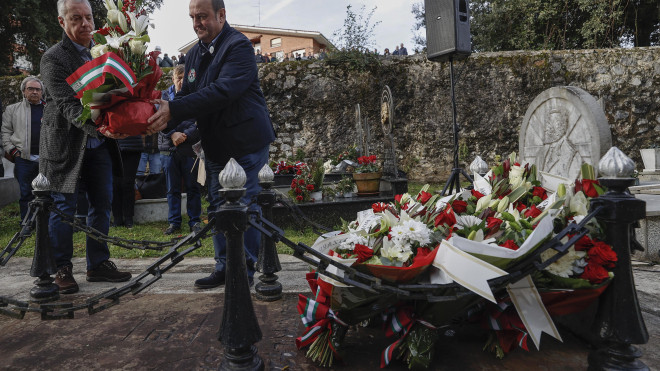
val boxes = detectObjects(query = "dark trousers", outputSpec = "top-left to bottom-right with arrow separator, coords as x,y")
50,144 -> 113,270
14,157 -> 39,222
112,151 -> 141,224
161,151 -> 201,227
206,146 -> 269,278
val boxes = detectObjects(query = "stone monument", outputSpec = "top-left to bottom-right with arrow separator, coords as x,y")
519,86 -> 611,191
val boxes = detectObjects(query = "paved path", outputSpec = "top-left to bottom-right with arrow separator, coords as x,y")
0,256 -> 658,370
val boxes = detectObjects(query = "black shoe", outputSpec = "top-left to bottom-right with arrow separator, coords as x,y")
86,260 -> 132,282
194,271 -> 225,289
124,217 -> 134,229
190,222 -> 203,234
164,224 -> 181,235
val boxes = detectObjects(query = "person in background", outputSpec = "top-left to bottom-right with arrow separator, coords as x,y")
147,0 -> 276,289
111,134 -> 144,228
159,64 -> 202,235
1,76 -> 45,222
317,48 -> 327,60
393,45 -> 400,55
136,135 -> 161,175
255,49 -> 264,63
160,53 -> 174,68
178,52 -> 186,64
155,45 -> 163,65
40,0 -> 132,294
172,56 -> 178,64
399,43 -> 408,55
383,48 -> 391,55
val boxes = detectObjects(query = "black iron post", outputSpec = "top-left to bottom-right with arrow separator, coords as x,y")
588,147 -> 649,371
216,159 -> 264,371
255,164 -> 282,301
29,174 -> 59,302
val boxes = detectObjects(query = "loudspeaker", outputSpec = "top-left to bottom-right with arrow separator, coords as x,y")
425,0 -> 471,62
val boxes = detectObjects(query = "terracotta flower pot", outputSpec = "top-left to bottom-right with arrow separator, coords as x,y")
352,172 -> 382,195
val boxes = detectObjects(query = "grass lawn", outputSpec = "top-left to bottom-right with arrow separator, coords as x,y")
0,181 -> 441,260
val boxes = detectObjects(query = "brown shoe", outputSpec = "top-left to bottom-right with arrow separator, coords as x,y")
55,265 -> 79,294
86,260 -> 132,282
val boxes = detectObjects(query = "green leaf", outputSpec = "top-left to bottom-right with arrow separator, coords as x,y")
93,32 -> 107,45
581,163 -> 596,180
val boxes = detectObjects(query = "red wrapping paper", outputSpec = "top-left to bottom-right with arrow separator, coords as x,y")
94,52 -> 163,135
362,245 -> 439,283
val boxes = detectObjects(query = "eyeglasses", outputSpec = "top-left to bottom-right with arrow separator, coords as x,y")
26,87 -> 42,92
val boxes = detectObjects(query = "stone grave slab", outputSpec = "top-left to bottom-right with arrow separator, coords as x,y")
519,86 -> 611,191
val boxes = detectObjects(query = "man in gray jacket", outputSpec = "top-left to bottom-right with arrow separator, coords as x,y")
40,0 -> 132,294
2,76 -> 45,222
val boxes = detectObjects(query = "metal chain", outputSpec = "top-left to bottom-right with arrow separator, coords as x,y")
0,202 -> 39,266
48,205 -> 186,251
0,220 -> 215,320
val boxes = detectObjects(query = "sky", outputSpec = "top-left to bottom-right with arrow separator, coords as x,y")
148,0 -> 420,56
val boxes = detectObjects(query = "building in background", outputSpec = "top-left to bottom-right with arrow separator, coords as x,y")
178,25 -> 334,61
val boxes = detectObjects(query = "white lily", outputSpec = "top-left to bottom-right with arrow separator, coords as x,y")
569,191 -> 589,216
129,13 -> 150,36
475,193 -> 492,213
104,0 -> 118,11
107,9 -> 122,25
509,164 -> 525,185
117,12 -> 129,33
104,33 -> 131,49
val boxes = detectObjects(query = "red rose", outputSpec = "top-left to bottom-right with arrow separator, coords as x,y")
372,202 -> 387,213
306,184 -> 315,191
394,194 -> 403,203
296,195 -> 303,201
290,180 -> 297,188
581,263 -> 610,284
354,244 -> 374,263
451,200 -> 468,213
294,187 -> 302,194
296,169 -> 302,175
298,178 -> 306,185
524,204 -> 542,218
471,190 -> 485,200
500,240 -> 519,251
574,235 -> 594,251
582,179 -> 600,198
434,207 -> 456,228
532,186 -> 548,200
588,241 -> 617,269
515,202 -> 527,212
417,191 -> 432,204
487,217 -> 504,232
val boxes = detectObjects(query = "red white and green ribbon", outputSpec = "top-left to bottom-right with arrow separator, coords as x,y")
66,52 -> 136,98
295,294 -> 347,352
380,306 -> 437,368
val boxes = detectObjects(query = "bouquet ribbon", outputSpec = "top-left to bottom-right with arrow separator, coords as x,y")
295,294 -> 347,349
66,52 -> 136,99
380,306 -> 437,368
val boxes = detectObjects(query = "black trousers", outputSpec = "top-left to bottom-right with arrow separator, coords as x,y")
111,151 -> 141,223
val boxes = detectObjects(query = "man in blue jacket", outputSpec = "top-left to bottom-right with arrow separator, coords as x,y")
148,0 -> 276,288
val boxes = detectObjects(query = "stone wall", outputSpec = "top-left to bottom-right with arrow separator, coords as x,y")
2,48 -> 658,182
259,47 -> 660,182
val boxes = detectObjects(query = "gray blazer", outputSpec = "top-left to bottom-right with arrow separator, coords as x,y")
39,34 -> 121,193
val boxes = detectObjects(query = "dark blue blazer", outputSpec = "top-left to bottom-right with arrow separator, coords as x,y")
168,22 -> 275,166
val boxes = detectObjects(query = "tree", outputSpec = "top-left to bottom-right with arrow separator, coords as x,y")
411,1 -> 426,52
0,0 -> 163,75
332,4 -> 382,52
410,0 -> 659,52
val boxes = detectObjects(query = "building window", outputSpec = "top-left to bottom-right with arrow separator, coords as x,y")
270,38 -> 282,48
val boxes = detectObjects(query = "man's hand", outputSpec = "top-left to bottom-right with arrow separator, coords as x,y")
98,126 -> 130,140
147,99 -> 171,135
171,131 -> 187,146
4,148 -> 19,163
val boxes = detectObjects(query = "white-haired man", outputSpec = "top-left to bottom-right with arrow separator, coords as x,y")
40,0 -> 132,294
2,76 -> 45,223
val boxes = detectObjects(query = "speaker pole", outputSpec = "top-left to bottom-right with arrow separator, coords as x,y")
440,57 -> 473,196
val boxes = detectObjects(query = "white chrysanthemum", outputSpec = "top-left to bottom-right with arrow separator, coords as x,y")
390,219 -> 431,246
540,247 -> 586,277
337,233 -> 368,251
455,215 -> 483,229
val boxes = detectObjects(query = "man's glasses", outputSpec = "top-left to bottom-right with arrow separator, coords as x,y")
26,87 -> 42,92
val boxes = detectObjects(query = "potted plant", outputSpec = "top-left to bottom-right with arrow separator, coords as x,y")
309,159 -> 325,201
288,163 -> 312,203
352,155 -> 382,195
335,176 -> 355,197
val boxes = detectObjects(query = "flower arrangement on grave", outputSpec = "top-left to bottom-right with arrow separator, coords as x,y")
354,155 -> 381,173
331,146 -> 359,166
288,162 -> 313,203
295,153 -> 617,368
335,176 -> 355,196
66,0 -> 161,136
352,155 -> 382,194
310,159 -> 326,197
272,160 -> 305,175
